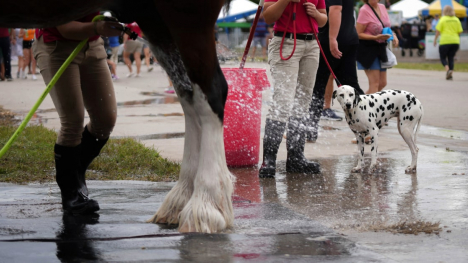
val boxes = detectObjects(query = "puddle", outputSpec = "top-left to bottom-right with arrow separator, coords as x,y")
117,96 -> 179,107
230,147 -> 468,232
114,132 -> 185,140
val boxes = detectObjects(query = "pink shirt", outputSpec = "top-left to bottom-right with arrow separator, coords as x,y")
357,3 -> 391,43
265,0 -> 326,34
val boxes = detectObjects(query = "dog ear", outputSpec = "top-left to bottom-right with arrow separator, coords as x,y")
332,90 -> 337,106
353,89 -> 361,107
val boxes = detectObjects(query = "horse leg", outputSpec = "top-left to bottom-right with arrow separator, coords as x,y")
136,19 -> 200,225
178,80 -> 234,233
159,12 -> 233,233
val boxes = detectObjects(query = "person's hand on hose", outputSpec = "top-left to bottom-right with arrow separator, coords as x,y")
329,39 -> 342,59
94,21 -> 123,37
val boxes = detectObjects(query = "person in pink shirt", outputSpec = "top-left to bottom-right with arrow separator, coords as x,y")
356,0 -> 398,94
259,0 -> 327,178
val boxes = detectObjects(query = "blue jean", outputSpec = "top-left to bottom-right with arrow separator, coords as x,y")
357,57 -> 387,72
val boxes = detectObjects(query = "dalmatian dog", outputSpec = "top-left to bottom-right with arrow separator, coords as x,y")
333,85 -> 424,174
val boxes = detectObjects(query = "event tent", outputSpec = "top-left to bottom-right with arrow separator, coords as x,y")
420,0 -> 468,17
217,0 -> 258,21
391,0 -> 429,18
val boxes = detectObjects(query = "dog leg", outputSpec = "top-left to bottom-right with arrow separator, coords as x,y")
400,123 -> 419,174
352,133 -> 365,173
369,131 -> 379,173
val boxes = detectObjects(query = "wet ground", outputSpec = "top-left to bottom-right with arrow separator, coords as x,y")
1,62 -> 468,261
1,144 -> 467,262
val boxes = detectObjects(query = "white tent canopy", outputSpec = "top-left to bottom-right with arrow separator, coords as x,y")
390,0 -> 429,18
218,0 -> 258,19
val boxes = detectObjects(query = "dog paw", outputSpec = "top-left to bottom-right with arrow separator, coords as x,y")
405,166 -> 416,174
351,167 -> 362,173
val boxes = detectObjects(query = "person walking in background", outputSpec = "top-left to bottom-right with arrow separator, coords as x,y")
431,14 -> 440,31
108,35 -> 120,65
321,75 -> 341,121
0,48 -> 4,81
250,13 -> 268,61
306,0 -> 364,143
0,27 -> 14,81
33,13 -> 123,214
22,28 -> 37,80
102,36 -> 120,80
12,28 -> 25,79
434,6 -> 463,80
259,0 -> 328,177
123,22 -> 143,77
356,0 -> 398,94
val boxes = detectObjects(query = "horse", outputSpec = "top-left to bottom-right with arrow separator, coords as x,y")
1,0 -> 234,233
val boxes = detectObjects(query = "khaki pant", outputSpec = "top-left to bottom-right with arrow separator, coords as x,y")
267,36 -> 320,123
124,40 -> 143,54
33,37 -> 117,146
110,46 -> 119,64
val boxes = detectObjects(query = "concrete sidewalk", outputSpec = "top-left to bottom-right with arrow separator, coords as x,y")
2,61 -> 466,161
1,61 -> 468,262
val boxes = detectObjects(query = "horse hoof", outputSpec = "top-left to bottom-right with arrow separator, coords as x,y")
405,167 -> 416,174
351,167 -> 362,173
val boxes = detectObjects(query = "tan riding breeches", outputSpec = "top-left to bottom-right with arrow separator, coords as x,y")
33,37 -> 117,146
267,36 -> 320,123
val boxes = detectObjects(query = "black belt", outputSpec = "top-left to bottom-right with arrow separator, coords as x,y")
274,31 -> 316,40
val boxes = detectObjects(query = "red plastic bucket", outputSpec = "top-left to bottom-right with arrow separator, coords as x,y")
222,68 -> 270,167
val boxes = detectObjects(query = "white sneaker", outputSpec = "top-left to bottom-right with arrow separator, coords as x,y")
135,73 -> 141,78
32,75 -> 37,80
127,73 -> 135,78
147,66 -> 154,72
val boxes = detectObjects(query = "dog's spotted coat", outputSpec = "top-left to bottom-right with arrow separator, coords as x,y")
333,85 -> 424,173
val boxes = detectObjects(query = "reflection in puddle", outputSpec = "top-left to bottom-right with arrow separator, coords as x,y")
56,214 -> 101,262
231,149 -> 468,232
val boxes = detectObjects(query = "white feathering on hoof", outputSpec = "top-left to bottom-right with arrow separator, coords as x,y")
147,93 -> 201,225
177,84 -> 234,233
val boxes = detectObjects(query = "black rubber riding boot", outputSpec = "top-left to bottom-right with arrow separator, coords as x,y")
259,119 -> 287,178
55,144 -> 99,214
79,126 -> 109,196
306,96 -> 324,143
286,117 -> 321,174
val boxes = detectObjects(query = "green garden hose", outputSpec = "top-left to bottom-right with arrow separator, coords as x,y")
0,15 -> 106,159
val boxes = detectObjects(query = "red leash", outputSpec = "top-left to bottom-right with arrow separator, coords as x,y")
279,3 -> 297,60
279,0 -> 341,87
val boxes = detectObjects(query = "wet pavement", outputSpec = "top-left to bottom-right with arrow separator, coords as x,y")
0,181 -> 387,262
1,144 -> 467,262
1,61 -> 468,261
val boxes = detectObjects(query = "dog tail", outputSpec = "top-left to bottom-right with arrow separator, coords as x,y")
413,104 -> 423,144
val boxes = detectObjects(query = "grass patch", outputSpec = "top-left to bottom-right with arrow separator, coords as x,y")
394,62 -> 468,72
0,125 -> 180,184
